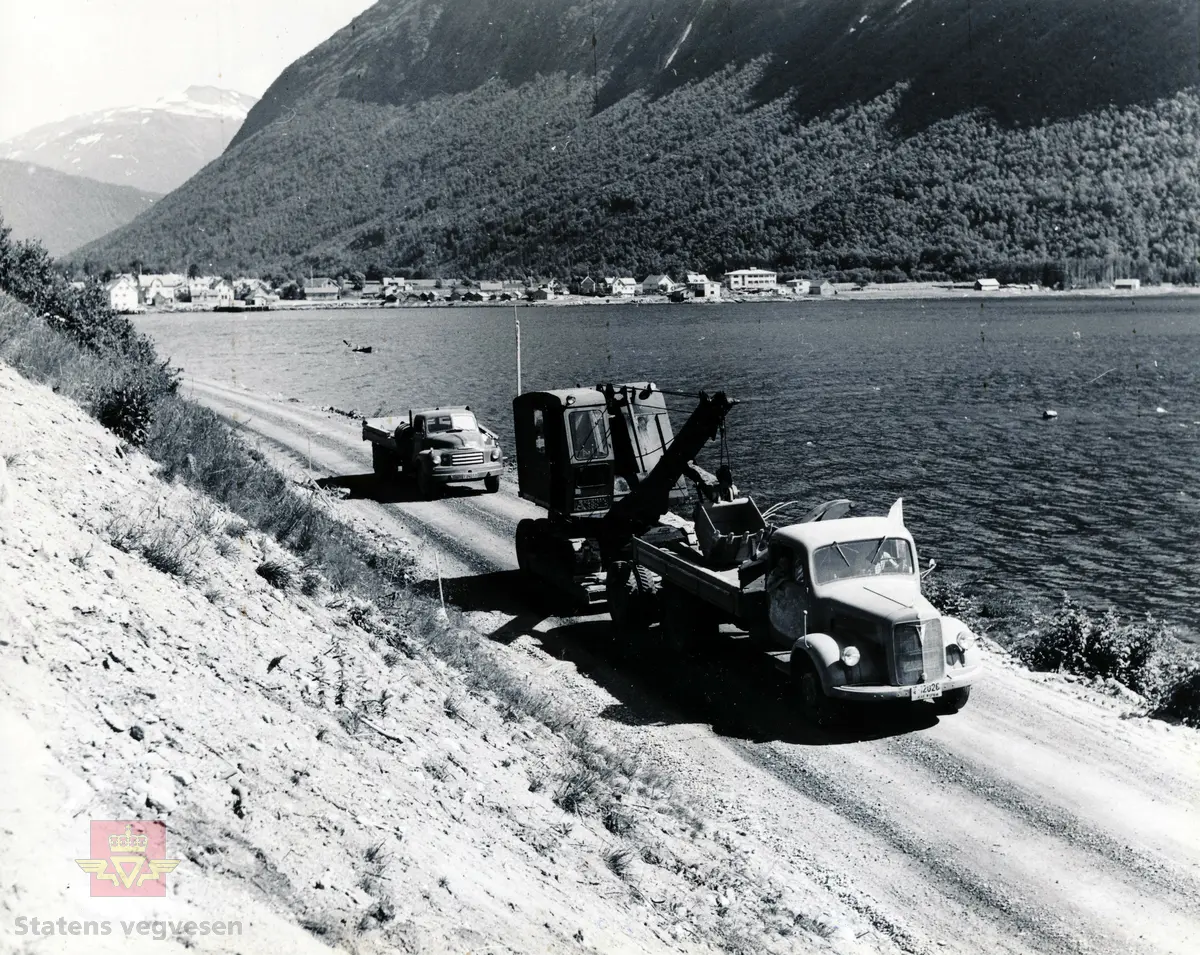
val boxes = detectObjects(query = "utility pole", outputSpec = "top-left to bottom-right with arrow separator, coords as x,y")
515,306 -> 522,396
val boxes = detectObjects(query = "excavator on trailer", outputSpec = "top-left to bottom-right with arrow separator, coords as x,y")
511,381 -> 982,723
511,381 -> 735,611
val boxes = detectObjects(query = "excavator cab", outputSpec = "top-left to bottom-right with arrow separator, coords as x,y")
513,383 -> 685,520
514,388 -> 615,518
514,382 -> 733,609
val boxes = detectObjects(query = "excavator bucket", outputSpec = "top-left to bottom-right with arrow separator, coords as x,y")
693,497 -> 767,567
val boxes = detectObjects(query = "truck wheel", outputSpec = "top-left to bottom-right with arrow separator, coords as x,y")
484,474 -> 500,493
660,583 -> 716,656
371,444 -> 397,477
607,562 -> 660,632
417,466 -> 438,500
793,655 -> 841,727
933,686 -> 971,715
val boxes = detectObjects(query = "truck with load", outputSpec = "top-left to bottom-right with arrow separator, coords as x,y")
363,406 -> 504,499
512,382 -> 981,723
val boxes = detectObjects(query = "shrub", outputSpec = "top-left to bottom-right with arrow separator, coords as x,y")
94,380 -> 154,446
922,573 -> 981,626
554,768 -> 600,815
601,803 -> 634,837
256,558 -> 295,591
1152,668 -> 1200,727
1022,597 -> 1167,696
603,846 -> 634,880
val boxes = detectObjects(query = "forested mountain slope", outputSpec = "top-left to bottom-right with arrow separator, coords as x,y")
77,0 -> 1200,282
0,161 -> 159,256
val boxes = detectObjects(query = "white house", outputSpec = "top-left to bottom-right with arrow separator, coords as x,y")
105,274 -> 139,313
192,278 -> 234,306
641,274 -> 676,296
607,277 -> 637,297
1114,278 -> 1141,290
138,273 -> 185,305
974,278 -> 1000,291
784,279 -> 811,295
686,273 -> 722,300
724,268 -> 777,291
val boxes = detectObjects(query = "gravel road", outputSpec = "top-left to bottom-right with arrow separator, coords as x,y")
185,375 -> 1200,955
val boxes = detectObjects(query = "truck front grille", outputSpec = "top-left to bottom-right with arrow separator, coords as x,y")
449,450 -> 485,466
892,619 -> 945,685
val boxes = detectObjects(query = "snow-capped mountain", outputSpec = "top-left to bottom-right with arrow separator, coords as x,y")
1,87 -> 258,194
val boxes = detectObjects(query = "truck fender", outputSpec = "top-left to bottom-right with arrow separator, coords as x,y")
940,614 -> 971,644
791,632 -> 847,693
940,614 -> 982,668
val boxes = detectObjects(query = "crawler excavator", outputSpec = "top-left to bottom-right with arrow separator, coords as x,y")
511,382 -> 735,613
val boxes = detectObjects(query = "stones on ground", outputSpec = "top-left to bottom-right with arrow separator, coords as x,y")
129,724 -> 145,741
96,701 -> 129,732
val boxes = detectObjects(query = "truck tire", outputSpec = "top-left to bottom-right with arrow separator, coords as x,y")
371,444 -> 397,477
793,654 -> 842,727
660,583 -> 717,656
933,686 -> 971,715
484,474 -> 501,493
607,561 -> 660,632
416,465 -> 438,500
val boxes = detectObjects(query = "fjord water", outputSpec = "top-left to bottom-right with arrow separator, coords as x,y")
136,297 -> 1200,633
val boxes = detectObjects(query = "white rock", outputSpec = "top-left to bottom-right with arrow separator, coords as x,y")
145,770 -> 177,812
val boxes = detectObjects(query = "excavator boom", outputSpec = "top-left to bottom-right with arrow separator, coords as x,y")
600,389 -> 735,549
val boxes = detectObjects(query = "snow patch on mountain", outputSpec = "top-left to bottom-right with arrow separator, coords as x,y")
0,87 -> 258,193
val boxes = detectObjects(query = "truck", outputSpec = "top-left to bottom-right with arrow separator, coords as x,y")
363,406 -> 504,499
512,382 -> 982,723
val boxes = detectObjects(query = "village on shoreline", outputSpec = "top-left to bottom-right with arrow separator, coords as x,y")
98,266 -> 1194,316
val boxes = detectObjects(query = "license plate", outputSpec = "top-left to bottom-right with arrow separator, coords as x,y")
911,682 -> 943,701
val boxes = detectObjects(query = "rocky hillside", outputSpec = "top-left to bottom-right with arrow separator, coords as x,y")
2,87 -> 257,195
0,160 -> 159,256
0,352 -> 884,955
75,0 -> 1200,281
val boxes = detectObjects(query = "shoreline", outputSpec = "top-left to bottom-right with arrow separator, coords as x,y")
135,282 -> 1200,315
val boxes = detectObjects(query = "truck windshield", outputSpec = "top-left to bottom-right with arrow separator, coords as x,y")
426,413 -> 477,433
812,538 -> 914,584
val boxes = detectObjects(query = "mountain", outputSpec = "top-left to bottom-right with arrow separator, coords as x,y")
2,87 -> 258,195
75,1 -> 1200,283
0,160 -> 159,256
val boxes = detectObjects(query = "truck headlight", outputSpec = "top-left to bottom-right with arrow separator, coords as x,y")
439,452 -> 454,466
956,628 -> 975,649
490,448 -> 500,461
840,646 -> 861,667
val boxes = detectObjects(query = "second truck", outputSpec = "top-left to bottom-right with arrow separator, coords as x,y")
364,406 -> 504,498
512,382 -> 981,723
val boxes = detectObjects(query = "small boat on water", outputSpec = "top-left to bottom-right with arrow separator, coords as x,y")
343,339 -> 373,354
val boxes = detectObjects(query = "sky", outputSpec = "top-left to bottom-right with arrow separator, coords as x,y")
0,0 -> 377,141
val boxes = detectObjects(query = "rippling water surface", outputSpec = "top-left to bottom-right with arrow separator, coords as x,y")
136,297 -> 1200,632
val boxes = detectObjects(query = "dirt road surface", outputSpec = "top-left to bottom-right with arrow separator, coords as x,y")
184,375 -> 1200,955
